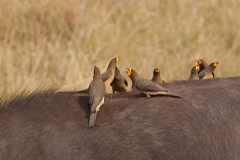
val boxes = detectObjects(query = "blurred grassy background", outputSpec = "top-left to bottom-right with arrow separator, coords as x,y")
0,0 -> 240,95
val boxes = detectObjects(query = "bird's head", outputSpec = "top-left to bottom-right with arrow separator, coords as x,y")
93,66 -> 102,79
126,68 -> 139,82
196,59 -> 204,65
108,56 -> 120,69
191,64 -> 199,74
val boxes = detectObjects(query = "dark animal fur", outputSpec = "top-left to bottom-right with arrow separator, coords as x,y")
1,77 -> 240,160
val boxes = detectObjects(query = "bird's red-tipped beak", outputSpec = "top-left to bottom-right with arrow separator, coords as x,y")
115,56 -> 120,62
214,61 -> 219,66
196,59 -> 201,64
126,68 -> 131,75
154,68 -> 160,72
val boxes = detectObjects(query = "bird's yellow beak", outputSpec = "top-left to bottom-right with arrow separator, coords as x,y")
196,59 -> 201,64
154,68 -> 160,72
195,64 -> 199,70
126,68 -> 131,76
214,61 -> 219,67
116,56 -> 120,62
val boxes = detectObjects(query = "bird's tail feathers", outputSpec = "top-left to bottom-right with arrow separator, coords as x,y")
165,92 -> 182,98
89,111 -> 98,128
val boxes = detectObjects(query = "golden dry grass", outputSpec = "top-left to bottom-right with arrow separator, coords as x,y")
0,0 -> 240,96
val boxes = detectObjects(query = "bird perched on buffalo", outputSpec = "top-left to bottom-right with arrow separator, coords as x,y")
188,64 -> 200,80
88,66 -> 106,128
198,62 -> 219,80
151,68 -> 165,85
101,56 -> 120,91
110,67 -> 128,94
126,68 -> 182,98
196,59 -> 215,78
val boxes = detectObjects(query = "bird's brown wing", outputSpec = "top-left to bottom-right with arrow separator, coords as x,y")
101,70 -> 113,82
89,79 -> 106,111
198,70 -> 207,79
135,78 -> 168,92
88,81 -> 96,106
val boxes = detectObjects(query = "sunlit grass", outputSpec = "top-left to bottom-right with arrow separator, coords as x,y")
0,0 -> 240,95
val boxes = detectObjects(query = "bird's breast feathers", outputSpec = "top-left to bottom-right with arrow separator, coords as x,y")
96,97 -> 104,112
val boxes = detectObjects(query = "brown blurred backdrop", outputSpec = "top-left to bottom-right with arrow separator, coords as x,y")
0,0 -> 240,95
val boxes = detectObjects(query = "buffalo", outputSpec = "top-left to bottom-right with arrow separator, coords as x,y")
0,77 -> 240,160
